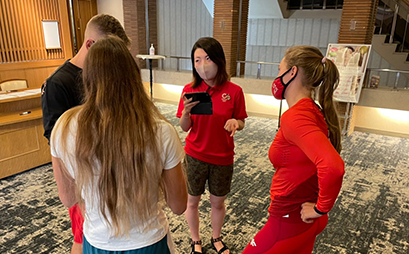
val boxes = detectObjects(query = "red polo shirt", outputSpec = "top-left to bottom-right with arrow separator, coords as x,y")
177,81 -> 247,165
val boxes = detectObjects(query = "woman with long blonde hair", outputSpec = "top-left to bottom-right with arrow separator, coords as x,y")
50,35 -> 187,254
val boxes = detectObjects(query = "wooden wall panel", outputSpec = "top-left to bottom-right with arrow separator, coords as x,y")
72,0 -> 98,49
0,66 -> 58,89
337,0 -> 379,135
214,0 -> 238,75
0,70 -> 26,82
238,0 -> 249,76
0,0 -> 69,63
0,119 -> 51,179
123,0 -> 157,69
213,0 -> 249,76
0,0 -> 71,89
24,67 -> 58,88
338,0 -> 379,44
0,96 -> 41,113
0,126 -> 40,162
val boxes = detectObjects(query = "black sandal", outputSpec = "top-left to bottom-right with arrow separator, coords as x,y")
190,239 -> 202,254
211,236 -> 229,254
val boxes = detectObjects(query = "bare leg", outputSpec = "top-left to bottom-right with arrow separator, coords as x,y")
71,242 -> 82,254
210,194 -> 230,254
185,194 -> 202,253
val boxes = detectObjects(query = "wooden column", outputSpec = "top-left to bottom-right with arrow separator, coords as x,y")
338,0 -> 379,44
337,0 -> 379,135
123,0 -> 157,68
213,0 -> 249,77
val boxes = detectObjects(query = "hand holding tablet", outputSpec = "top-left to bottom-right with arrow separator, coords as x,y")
184,92 -> 213,115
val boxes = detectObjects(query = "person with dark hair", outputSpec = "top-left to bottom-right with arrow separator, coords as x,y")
50,35 -> 187,254
41,14 -> 130,254
176,37 -> 248,254
242,45 -> 345,254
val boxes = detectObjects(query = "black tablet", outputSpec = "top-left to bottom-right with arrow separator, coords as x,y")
184,92 -> 211,103
184,92 -> 213,115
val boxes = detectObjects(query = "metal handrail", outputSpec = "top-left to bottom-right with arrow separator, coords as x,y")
157,58 -> 409,89
161,55 -> 190,72
367,67 -> 409,90
157,57 -> 280,77
368,68 -> 409,73
236,60 -> 279,79
235,62 -> 409,89
379,0 -> 409,50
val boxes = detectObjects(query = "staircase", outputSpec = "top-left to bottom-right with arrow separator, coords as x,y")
372,34 -> 409,74
373,0 -> 409,75
277,0 -> 343,18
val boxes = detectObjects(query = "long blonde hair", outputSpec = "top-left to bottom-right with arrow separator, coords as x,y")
285,45 -> 342,153
59,35 -> 166,236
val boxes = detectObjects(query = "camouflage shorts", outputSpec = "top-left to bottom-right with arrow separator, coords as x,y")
183,154 -> 233,197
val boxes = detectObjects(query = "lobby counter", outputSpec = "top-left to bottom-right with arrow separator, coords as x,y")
0,90 -> 51,179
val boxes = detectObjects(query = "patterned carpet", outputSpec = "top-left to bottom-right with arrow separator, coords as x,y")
1,102 -> 409,254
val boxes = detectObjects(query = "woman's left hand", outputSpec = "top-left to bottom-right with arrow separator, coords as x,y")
300,202 -> 322,223
224,119 -> 239,137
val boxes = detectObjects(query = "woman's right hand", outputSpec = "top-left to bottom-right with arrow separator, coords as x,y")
179,93 -> 200,132
181,93 -> 200,116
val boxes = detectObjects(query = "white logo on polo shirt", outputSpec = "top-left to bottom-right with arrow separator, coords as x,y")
221,93 -> 231,102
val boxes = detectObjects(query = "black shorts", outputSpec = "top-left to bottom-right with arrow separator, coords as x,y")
183,154 -> 233,197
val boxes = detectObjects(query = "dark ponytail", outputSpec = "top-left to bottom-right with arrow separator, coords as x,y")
285,46 -> 342,153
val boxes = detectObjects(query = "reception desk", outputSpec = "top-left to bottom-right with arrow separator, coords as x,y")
0,89 -> 51,179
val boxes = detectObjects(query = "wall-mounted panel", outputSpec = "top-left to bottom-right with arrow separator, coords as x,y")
0,0 -> 69,63
0,0 -> 71,89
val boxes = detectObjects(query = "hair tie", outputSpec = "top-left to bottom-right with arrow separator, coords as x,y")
321,57 -> 327,64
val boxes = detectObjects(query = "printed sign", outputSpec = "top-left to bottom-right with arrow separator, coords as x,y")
326,44 -> 371,103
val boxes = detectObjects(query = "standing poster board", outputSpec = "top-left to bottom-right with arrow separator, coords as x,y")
326,44 -> 371,103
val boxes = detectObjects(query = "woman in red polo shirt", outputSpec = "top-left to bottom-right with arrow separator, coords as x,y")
177,37 -> 247,254
242,45 -> 345,254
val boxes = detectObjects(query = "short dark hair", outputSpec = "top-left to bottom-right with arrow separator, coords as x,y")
88,14 -> 131,47
190,37 -> 229,88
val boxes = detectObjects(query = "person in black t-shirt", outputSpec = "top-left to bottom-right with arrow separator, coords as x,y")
42,14 -> 130,141
41,14 -> 130,254
42,60 -> 82,140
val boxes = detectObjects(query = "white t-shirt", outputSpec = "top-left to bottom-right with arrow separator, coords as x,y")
50,112 -> 184,251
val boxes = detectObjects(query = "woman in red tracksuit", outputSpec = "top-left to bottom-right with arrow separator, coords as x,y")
242,45 -> 345,254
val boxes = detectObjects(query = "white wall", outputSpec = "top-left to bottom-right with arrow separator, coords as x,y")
249,0 -> 283,19
157,0 -> 213,71
245,18 -> 340,77
97,0 -> 124,26
354,106 -> 409,138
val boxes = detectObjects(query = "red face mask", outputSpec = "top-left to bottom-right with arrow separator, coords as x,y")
271,67 -> 297,100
